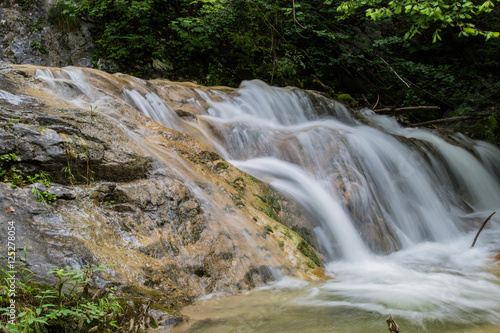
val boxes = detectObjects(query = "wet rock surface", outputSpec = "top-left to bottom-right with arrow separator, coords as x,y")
0,64 -> 326,330
0,104 -> 152,184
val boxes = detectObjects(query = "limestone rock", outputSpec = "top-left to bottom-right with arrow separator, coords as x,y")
0,65 -> 327,328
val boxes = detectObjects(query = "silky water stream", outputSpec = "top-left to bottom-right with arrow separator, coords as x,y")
35,69 -> 500,332
170,81 -> 500,332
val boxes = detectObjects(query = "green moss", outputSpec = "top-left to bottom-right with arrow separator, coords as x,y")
149,304 -> 179,314
259,204 -> 279,221
255,190 -> 282,222
447,106 -> 473,118
336,93 -> 358,107
297,240 -> 321,267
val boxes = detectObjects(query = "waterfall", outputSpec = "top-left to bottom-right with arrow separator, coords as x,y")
188,80 -> 500,260
32,68 -> 500,329
35,69 -> 500,258
231,157 -> 370,261
184,80 -> 500,328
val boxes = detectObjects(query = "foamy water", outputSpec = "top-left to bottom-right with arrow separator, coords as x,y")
33,69 -> 500,331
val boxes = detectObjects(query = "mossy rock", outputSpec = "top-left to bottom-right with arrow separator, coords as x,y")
297,240 -> 321,267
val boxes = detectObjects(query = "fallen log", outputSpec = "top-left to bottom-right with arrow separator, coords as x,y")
409,116 -> 474,127
471,212 -> 496,248
374,106 -> 440,114
410,111 -> 496,127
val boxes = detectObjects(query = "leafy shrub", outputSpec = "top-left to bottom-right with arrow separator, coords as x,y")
0,153 -> 59,204
29,41 -> 48,54
46,0 -> 500,145
0,263 -> 123,332
48,0 -> 82,31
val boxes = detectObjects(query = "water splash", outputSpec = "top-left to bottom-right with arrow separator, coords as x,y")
180,80 -> 500,329
190,80 -> 500,259
30,69 -> 500,329
305,224 -> 500,326
231,157 -> 369,261
123,89 -> 181,130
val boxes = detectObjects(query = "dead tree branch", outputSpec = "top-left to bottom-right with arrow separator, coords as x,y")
374,106 -> 440,114
410,116 -> 474,127
379,57 -> 411,88
471,212 -> 496,248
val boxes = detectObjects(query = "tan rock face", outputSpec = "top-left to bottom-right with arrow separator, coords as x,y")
0,65 -> 327,315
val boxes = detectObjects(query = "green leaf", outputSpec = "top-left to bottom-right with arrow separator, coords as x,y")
432,29 -> 442,43
42,303 -> 57,308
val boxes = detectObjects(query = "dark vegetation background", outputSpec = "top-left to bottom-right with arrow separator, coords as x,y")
48,0 -> 500,145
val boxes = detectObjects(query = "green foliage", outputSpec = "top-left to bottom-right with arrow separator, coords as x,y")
256,190 -> 281,221
47,0 -> 171,75
0,153 -> 59,203
14,0 -> 34,10
0,153 -> 23,187
0,263 -> 124,332
336,0 -> 500,41
29,41 -> 48,54
467,112 -> 500,145
30,19 -> 45,33
48,0 -> 82,31
62,135 -> 94,186
29,172 -> 59,203
51,0 -> 500,145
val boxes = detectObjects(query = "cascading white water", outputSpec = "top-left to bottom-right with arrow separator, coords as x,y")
36,67 -> 102,107
231,157 -> 369,262
185,80 -> 500,329
123,89 -> 183,130
34,69 -> 500,330
191,81 -> 499,257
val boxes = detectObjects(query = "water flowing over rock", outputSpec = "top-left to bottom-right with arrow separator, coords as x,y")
0,65 -> 326,324
1,64 -> 500,331
167,79 -> 500,259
